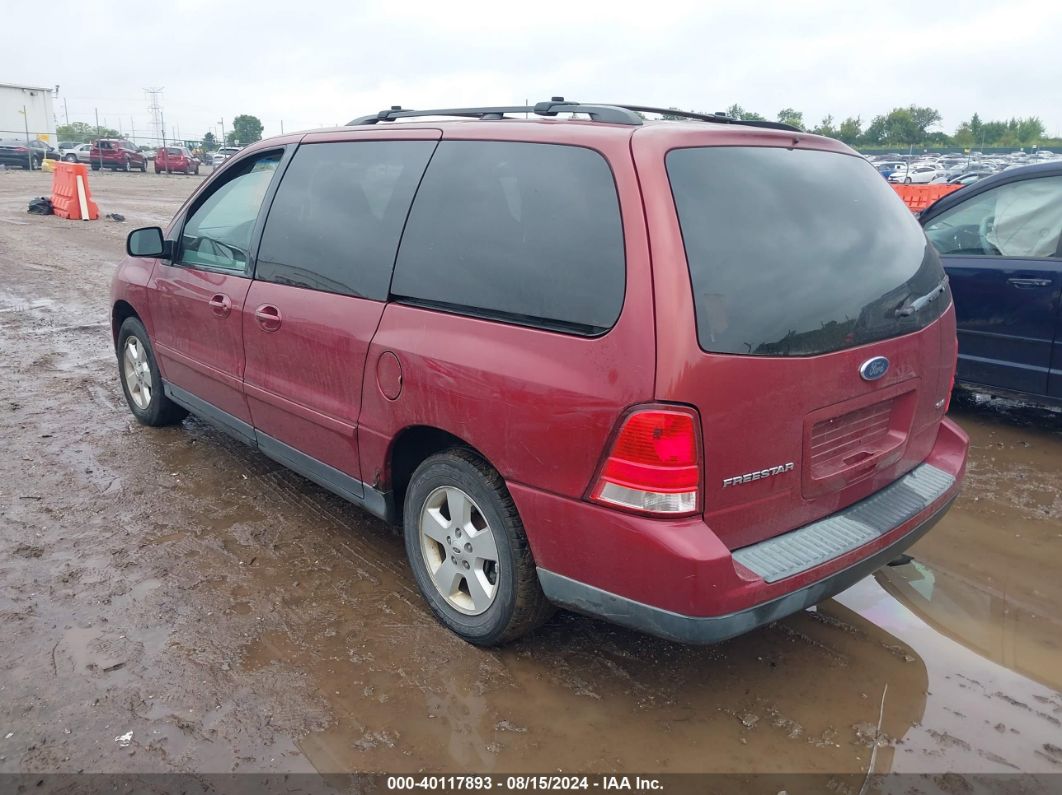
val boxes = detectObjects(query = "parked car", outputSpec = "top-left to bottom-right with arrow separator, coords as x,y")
112,100 -> 968,645
892,164 -> 939,184
875,160 -> 905,179
0,139 -> 58,169
211,146 -> 241,166
155,146 -> 200,175
921,161 -> 1062,405
59,142 -> 93,163
90,138 -> 147,172
948,171 -> 993,186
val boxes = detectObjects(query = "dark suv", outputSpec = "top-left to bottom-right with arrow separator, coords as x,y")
90,138 -> 147,172
112,100 -> 968,646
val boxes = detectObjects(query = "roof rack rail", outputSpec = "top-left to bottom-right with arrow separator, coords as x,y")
608,104 -> 801,132
346,99 -> 801,132
347,98 -> 643,126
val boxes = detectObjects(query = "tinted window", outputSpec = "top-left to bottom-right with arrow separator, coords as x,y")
668,146 -> 947,357
178,152 -> 281,273
391,141 -> 625,334
256,141 -> 435,300
924,176 -> 1062,258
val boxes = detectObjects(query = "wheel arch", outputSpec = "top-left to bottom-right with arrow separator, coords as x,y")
385,425 -> 491,523
111,300 -> 141,349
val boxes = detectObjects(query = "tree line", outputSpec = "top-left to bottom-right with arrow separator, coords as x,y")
663,105 -> 1057,149
56,114 -> 265,150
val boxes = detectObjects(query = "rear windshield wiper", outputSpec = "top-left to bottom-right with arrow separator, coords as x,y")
895,275 -> 949,317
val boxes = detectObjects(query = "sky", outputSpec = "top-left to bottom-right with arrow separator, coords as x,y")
2,0 -> 1061,144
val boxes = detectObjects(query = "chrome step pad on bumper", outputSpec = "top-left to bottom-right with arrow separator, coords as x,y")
732,463 -> 955,583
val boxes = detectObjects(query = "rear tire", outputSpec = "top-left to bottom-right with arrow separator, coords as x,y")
117,317 -> 188,427
122,158 -> 131,173
403,449 -> 554,646
139,160 -> 147,172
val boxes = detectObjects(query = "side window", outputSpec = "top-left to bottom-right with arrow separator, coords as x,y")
391,141 -> 625,334
178,151 -> 282,273
256,140 -> 436,300
925,176 -> 1062,258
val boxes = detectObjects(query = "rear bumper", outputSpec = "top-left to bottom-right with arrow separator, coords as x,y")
514,418 -> 967,643
538,495 -> 953,644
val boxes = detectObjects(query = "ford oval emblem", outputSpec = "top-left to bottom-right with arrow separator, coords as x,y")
859,356 -> 890,381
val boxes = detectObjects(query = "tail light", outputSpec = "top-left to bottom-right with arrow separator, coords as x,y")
589,406 -> 702,516
14,146 -> 28,153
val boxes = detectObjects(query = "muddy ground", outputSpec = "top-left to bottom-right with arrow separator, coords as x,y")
0,169 -> 1060,789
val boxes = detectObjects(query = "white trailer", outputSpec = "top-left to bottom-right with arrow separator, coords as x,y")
0,82 -> 56,146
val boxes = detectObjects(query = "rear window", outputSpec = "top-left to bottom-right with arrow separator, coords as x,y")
391,141 -> 625,335
667,146 -> 948,357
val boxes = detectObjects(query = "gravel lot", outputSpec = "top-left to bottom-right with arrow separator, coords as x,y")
0,168 -> 1060,787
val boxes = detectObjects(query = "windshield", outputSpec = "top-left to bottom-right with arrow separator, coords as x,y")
667,146 -> 948,357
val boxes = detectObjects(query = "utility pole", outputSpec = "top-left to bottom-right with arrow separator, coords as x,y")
95,107 -> 102,170
63,97 -> 69,126
280,120 -> 284,134
20,106 -> 31,169
218,117 -> 225,147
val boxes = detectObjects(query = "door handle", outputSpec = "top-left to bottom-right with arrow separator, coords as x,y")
254,304 -> 282,332
1007,278 -> 1051,289
208,293 -> 231,317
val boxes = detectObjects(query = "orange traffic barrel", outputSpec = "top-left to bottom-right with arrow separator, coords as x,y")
51,162 -> 99,220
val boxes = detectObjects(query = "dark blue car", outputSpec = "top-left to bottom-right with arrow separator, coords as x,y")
920,162 -> 1062,405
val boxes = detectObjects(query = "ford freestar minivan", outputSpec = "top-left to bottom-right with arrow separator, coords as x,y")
112,100 -> 968,645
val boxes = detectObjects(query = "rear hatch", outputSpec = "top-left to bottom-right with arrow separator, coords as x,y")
159,147 -> 182,165
647,138 -> 954,549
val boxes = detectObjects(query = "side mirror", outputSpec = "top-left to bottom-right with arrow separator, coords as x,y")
126,226 -> 170,258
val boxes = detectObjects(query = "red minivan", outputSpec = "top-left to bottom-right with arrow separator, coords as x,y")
111,100 -> 967,646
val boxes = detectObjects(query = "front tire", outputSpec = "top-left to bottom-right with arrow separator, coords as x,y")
404,449 -> 553,645
117,317 -> 188,427
64,154 -> 77,162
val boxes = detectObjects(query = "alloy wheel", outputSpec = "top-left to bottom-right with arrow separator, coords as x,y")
122,336 -> 152,409
418,486 -> 499,615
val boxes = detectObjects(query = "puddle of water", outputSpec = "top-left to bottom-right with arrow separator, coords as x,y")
876,561 -> 1062,692
839,573 -> 1062,774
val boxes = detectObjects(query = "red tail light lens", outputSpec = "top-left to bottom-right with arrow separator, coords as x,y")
589,407 -> 701,516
